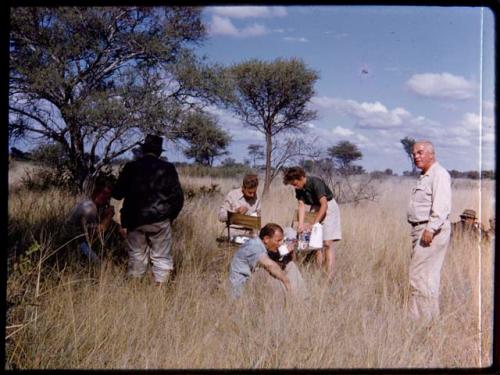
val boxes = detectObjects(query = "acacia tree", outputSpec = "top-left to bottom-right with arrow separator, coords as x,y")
327,140 -> 363,175
9,7 -> 214,190
176,111 -> 231,166
221,58 -> 318,195
400,136 -> 416,174
247,144 -> 264,168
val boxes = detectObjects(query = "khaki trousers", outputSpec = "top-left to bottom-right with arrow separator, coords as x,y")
409,221 -> 450,321
126,219 -> 173,283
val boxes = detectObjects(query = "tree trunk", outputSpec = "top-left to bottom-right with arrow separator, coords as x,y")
263,133 -> 272,196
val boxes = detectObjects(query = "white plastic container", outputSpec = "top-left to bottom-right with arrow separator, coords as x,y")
278,244 -> 289,256
308,223 -> 323,249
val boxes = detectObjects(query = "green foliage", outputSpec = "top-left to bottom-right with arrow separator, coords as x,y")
20,167 -> 77,192
177,111 -> 231,166
12,241 -> 41,276
9,7 -> 213,190
30,143 -> 67,168
221,58 -> 319,194
328,141 -> 363,174
400,137 -> 416,173
175,163 -> 255,179
247,144 -> 264,168
183,183 -> 221,200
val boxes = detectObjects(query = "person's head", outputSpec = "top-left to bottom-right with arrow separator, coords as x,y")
241,174 -> 259,200
412,141 -> 436,172
282,167 -> 307,189
460,209 -> 477,225
259,223 -> 284,252
141,134 -> 164,157
91,179 -> 113,207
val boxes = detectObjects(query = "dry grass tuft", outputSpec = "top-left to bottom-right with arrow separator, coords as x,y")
6,169 -> 494,369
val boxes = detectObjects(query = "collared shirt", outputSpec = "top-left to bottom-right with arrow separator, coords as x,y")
407,162 -> 451,233
228,237 -> 268,298
295,176 -> 333,206
218,188 -> 261,222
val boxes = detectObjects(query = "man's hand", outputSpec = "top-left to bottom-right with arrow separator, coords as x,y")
236,206 -> 248,214
420,229 -> 434,246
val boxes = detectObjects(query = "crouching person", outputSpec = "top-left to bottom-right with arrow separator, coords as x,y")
228,223 -> 307,303
67,177 -> 125,263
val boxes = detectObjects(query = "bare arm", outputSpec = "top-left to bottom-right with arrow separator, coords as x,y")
314,196 -> 328,225
298,200 -> 306,233
258,254 -> 291,292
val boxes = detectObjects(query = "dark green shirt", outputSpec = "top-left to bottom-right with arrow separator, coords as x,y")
295,176 -> 333,206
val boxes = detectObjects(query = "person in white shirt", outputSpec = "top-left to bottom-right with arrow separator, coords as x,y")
218,174 -> 261,237
407,140 -> 451,321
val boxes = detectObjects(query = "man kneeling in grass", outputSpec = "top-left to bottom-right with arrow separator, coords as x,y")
228,223 -> 307,300
67,177 -> 126,263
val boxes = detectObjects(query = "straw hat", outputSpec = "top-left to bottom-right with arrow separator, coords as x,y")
460,209 -> 477,220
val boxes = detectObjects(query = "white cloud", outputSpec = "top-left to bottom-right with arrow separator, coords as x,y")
406,72 -> 476,100
208,15 -> 268,37
209,15 -> 239,36
332,126 -> 354,136
205,105 -> 265,142
210,6 -> 287,19
311,96 -> 412,129
283,36 -> 308,43
460,111 -> 494,130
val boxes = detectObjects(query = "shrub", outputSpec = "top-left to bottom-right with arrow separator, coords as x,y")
20,167 -> 77,192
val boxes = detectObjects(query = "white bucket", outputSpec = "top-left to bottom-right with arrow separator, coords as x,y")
309,223 -> 323,249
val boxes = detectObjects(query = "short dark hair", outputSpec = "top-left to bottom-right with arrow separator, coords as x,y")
259,223 -> 283,240
282,166 -> 306,185
242,174 -> 259,189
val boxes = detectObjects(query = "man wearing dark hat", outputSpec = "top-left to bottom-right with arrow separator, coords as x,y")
112,134 -> 184,285
451,209 -> 482,240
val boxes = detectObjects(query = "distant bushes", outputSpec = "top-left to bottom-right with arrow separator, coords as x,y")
175,162 -> 256,179
20,167 -> 77,192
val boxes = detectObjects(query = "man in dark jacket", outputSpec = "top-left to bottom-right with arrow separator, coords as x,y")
113,134 -> 184,284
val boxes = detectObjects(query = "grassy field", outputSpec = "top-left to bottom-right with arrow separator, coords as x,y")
6,162 -> 495,369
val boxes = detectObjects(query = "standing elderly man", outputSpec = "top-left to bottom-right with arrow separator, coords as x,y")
112,134 -> 184,285
407,140 -> 451,321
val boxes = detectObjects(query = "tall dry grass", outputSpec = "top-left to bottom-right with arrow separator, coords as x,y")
6,167 -> 495,369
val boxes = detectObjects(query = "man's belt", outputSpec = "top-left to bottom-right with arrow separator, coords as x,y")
409,220 -> 429,227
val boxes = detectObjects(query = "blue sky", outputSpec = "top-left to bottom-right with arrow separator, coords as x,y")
165,5 -> 495,174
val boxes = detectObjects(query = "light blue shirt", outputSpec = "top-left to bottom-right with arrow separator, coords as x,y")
229,237 -> 267,298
